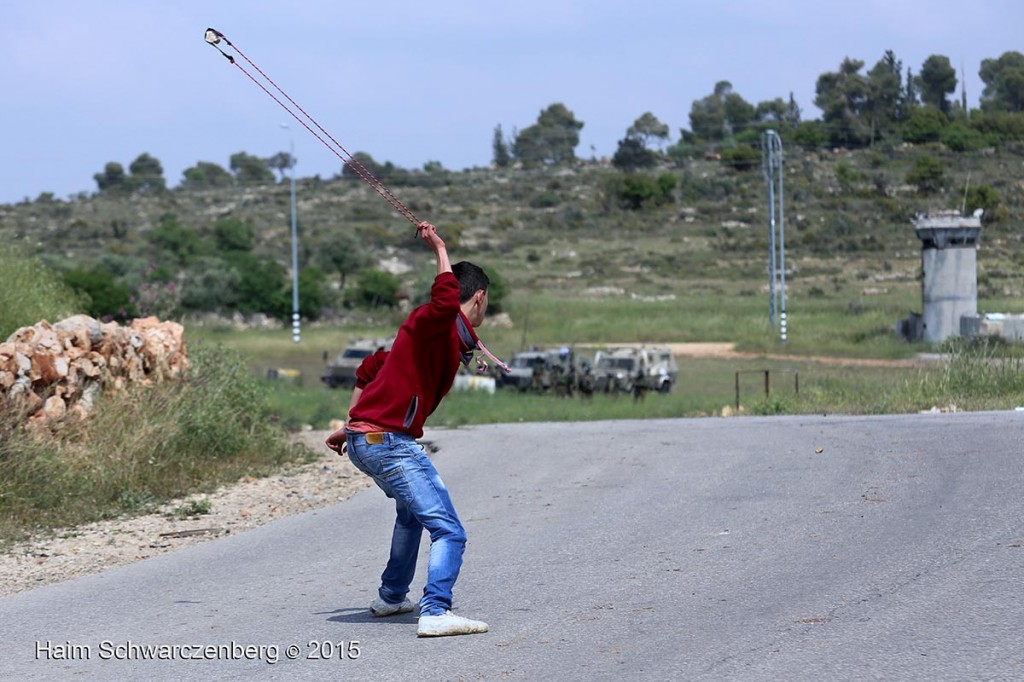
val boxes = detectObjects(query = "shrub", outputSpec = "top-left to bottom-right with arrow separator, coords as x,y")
145,214 -> 209,266
905,155 -> 947,193
480,264 -> 508,314
0,247 -> 81,339
62,267 -> 136,321
665,141 -> 698,167
292,265 -> 328,319
720,145 -> 761,172
0,344 -> 298,540
180,257 -> 242,311
969,111 -> 1024,141
902,107 -> 948,144
791,121 -> 830,150
350,269 -> 400,309
529,191 -> 561,208
965,184 -> 1000,219
231,255 -> 289,317
611,137 -> 658,171
212,217 -> 255,252
835,160 -> 864,194
603,172 -> 677,210
940,124 -> 986,152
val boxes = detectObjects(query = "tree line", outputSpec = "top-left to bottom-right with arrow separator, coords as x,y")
85,49 -> 1024,198
37,49 -> 1024,322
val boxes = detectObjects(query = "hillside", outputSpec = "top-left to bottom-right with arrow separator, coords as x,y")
2,143 -> 1023,350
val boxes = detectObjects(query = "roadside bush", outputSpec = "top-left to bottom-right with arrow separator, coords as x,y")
0,344 -> 300,541
908,338 -> 1024,403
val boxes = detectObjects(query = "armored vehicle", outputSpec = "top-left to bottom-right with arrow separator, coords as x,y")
498,347 -> 577,393
321,338 -> 393,388
592,346 -> 679,394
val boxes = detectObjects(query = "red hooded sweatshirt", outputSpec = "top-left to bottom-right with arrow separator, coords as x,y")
347,271 -> 479,438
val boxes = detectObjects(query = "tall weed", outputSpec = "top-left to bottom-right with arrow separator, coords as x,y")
0,246 -> 81,339
0,343 -> 305,542
902,338 -> 1024,408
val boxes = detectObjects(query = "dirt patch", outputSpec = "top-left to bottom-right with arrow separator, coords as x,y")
584,342 -> 922,368
664,342 -> 742,358
575,342 -> 740,358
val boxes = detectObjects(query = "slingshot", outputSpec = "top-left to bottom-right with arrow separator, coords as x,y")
204,28 -> 420,227
203,29 -> 510,375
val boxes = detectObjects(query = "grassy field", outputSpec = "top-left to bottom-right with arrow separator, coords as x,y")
186,283 -> 1024,433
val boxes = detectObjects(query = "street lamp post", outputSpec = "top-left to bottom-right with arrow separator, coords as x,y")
281,124 -> 300,343
762,129 -> 786,343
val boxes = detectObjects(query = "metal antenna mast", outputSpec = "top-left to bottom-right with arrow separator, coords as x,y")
762,130 -> 787,343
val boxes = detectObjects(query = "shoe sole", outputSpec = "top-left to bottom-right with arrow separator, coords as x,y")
417,625 -> 489,637
370,605 -> 415,617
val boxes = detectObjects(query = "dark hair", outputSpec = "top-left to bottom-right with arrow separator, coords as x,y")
452,261 -> 489,303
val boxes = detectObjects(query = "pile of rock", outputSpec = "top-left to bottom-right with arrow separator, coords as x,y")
0,315 -> 188,428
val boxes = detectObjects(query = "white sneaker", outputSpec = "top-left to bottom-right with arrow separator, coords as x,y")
369,597 -> 415,617
417,610 -> 489,637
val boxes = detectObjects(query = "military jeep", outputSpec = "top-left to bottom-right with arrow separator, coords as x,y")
321,338 -> 393,388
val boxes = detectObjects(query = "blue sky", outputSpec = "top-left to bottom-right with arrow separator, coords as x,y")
2,1 -> 1022,204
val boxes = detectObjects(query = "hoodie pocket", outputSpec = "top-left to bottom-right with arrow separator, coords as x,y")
403,395 -> 420,429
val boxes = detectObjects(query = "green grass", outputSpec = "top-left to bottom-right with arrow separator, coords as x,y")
191,284 -> 1024,432
458,289 -> 927,361
429,348 -> 1023,427
222,328 -> 1024,431
0,344 -> 311,543
427,359 -> 923,427
0,246 -> 81,339
264,380 -> 347,431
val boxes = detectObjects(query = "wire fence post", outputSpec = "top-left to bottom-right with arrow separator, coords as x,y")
734,368 -> 800,410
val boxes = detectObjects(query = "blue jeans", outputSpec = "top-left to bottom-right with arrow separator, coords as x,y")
345,431 -> 466,617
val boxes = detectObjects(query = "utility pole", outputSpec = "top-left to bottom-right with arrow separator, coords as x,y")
281,123 -> 301,343
762,130 -> 787,343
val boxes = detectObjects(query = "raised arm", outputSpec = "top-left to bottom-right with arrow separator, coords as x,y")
417,221 -> 451,276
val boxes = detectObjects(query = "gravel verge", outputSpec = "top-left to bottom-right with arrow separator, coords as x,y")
0,430 -> 371,598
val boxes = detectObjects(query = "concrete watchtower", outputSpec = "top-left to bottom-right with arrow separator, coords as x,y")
913,210 -> 982,344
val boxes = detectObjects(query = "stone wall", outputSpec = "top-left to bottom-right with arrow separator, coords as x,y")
0,315 -> 188,428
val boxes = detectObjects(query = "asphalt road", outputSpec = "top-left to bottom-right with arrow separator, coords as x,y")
2,412 -> 1023,681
